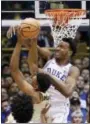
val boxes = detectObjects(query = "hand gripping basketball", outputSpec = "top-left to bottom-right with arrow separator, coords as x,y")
20,18 -> 40,39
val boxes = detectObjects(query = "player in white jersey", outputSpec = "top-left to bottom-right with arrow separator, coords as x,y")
37,37 -> 80,123
8,27 -> 80,123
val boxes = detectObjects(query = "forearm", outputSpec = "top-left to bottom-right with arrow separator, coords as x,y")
10,42 -> 21,71
27,41 -> 38,76
41,114 -> 47,123
48,74 -> 70,97
37,45 -> 51,60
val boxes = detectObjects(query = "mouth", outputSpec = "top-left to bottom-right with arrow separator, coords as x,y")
55,51 -> 60,57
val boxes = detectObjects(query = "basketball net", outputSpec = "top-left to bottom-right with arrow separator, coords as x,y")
45,9 -> 86,47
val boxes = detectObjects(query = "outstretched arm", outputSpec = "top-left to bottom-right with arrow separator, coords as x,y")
27,39 -> 38,77
39,66 -> 80,98
10,32 -> 40,103
37,45 -> 52,60
27,44 -> 52,76
47,66 -> 80,97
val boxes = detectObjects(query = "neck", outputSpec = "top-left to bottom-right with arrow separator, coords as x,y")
55,57 -> 69,66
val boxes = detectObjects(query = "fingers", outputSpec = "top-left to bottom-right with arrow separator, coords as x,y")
13,26 -> 16,35
7,25 -> 19,39
45,103 -> 51,112
7,26 -> 15,39
41,103 -> 51,114
7,27 -> 12,39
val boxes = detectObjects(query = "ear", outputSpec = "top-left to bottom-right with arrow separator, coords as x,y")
32,76 -> 39,90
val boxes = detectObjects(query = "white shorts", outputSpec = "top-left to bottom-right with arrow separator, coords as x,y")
46,104 -> 69,123
52,113 -> 68,123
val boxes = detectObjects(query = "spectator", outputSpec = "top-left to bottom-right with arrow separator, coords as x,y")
83,83 -> 89,94
70,91 -> 79,99
1,77 -> 6,88
74,59 -> 82,71
82,57 -> 89,69
23,71 -> 31,78
1,100 -> 11,123
80,83 -> 89,109
21,62 -> 29,72
20,54 -> 28,64
76,76 -> 84,94
68,97 -> 87,123
71,110 -> 83,124
23,72 -> 32,84
5,76 -> 13,89
1,88 -> 9,102
8,83 -> 19,96
2,64 -> 11,76
81,69 -> 89,83
87,93 -> 90,122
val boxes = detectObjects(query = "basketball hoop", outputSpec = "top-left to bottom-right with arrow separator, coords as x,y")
45,9 -> 86,47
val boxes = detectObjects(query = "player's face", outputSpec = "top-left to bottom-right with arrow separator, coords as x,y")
55,41 -> 70,59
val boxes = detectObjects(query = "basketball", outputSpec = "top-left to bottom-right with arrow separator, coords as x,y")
20,18 -> 40,39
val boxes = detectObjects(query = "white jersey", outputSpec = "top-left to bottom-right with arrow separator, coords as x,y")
43,58 -> 72,123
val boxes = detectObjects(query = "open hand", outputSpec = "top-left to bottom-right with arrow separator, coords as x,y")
7,25 -> 19,39
41,103 -> 51,115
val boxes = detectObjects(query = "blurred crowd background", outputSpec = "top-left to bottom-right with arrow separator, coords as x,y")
1,1 -> 90,123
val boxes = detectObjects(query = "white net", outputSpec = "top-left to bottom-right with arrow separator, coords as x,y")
45,9 -> 86,47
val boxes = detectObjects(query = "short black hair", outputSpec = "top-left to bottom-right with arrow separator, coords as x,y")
62,37 -> 77,57
11,93 -> 34,123
37,73 -> 51,93
70,97 -> 80,106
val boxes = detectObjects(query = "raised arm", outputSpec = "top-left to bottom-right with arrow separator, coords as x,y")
27,44 -> 52,76
10,31 -> 40,103
27,39 -> 38,77
45,66 -> 80,97
37,45 -> 52,60
7,26 -> 51,75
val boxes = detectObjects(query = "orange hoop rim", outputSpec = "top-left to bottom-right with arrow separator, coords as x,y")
45,9 -> 86,24
45,9 -> 86,14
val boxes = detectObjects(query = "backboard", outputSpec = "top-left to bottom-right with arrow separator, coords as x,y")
35,1 -> 86,19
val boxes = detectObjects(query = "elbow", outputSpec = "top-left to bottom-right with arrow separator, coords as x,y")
10,61 -> 14,71
10,61 -> 18,72
64,91 -> 72,98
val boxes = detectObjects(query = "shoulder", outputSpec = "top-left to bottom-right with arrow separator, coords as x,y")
70,65 -> 80,73
69,65 -> 80,79
43,58 -> 53,69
